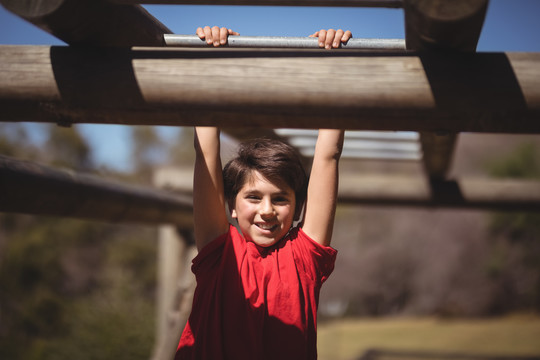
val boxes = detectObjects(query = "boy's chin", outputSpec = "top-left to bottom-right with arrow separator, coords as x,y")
247,236 -> 280,248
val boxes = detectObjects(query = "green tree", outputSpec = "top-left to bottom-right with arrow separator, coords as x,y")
0,124 -> 157,360
131,126 -> 167,182
485,142 -> 540,312
45,125 -> 93,171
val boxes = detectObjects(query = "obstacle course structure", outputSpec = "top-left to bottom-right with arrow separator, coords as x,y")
2,0 -> 540,358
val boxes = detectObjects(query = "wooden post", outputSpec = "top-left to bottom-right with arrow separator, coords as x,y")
403,0 -> 489,52
152,226 -> 196,360
403,0 -> 490,180
152,168 -> 197,360
0,0 -> 171,46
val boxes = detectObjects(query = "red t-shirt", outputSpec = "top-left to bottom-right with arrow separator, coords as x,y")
175,224 -> 337,360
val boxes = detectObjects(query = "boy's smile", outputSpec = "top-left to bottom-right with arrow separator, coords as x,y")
231,171 -> 296,248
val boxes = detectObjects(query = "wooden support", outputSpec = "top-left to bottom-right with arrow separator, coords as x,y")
0,0 -> 171,46
3,153 -> 540,220
1,45 -> 539,133
403,0 -> 489,52
109,0 -> 403,8
0,155 -> 193,226
338,175 -> 540,212
152,227 -> 196,360
403,0 -> 490,180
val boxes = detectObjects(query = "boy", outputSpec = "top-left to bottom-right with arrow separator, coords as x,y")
175,27 -> 348,360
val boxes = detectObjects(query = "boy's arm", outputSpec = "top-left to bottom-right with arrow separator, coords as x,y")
193,127 -> 230,251
301,129 -> 344,247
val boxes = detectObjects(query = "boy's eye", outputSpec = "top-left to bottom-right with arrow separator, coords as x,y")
273,196 -> 290,204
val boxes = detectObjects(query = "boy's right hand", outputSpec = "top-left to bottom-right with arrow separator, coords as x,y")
196,26 -> 240,47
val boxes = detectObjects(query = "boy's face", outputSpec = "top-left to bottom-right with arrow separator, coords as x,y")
231,170 -> 296,248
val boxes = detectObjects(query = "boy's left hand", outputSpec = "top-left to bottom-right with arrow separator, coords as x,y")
196,26 -> 240,47
310,29 -> 352,49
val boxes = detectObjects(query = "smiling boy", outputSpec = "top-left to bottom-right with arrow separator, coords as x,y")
174,25 -> 347,360
174,126 -> 343,360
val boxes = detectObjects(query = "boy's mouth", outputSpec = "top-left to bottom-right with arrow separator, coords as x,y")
255,223 -> 278,232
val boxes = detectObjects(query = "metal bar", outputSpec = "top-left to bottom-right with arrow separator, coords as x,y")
164,34 -> 406,50
300,148 -> 421,160
275,129 -> 420,141
112,0 -> 404,8
0,155 -> 193,226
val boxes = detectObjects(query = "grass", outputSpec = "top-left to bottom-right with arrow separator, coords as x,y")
317,314 -> 540,360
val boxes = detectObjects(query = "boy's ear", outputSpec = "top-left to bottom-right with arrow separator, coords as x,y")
229,199 -> 237,219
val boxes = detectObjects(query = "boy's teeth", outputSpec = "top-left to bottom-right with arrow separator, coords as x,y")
258,223 -> 275,230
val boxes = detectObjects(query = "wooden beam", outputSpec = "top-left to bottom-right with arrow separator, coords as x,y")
0,155 -> 193,227
1,45 -> 539,133
0,0 -> 171,46
3,154 -> 540,217
403,0 -> 490,180
109,0 -> 403,8
338,175 -> 540,212
403,0 -> 489,52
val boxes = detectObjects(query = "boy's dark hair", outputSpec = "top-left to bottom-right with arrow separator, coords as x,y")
223,138 -> 308,220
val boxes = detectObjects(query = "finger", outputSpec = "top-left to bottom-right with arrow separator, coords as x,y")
203,26 -> 213,45
211,26 -> 221,46
342,30 -> 353,43
228,29 -> 240,36
317,29 -> 327,48
219,27 -> 229,45
325,29 -> 336,49
334,29 -> 344,48
309,31 -> 319,38
196,27 -> 205,40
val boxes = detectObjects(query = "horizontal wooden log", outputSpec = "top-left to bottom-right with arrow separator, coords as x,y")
109,0 -> 403,7
0,155 -> 193,227
0,0 -> 171,46
1,45 -> 540,133
338,175 -> 540,212
2,154 -> 539,218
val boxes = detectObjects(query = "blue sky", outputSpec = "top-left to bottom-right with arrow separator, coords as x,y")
1,0 -> 540,171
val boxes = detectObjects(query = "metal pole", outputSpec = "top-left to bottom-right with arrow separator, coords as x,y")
164,34 -> 406,50
111,0 -> 403,8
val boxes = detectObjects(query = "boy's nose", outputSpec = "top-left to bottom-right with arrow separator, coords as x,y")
259,199 -> 275,216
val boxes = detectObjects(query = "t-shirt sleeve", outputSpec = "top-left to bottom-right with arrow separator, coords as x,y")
191,225 -> 232,278
294,228 -> 338,284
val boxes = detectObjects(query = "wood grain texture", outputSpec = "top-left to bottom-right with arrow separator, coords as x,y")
1,46 -> 539,133
0,0 -> 171,46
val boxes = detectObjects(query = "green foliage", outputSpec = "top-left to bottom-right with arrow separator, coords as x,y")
487,142 -> 540,179
45,125 -> 93,171
486,142 -> 540,241
484,142 -> 540,312
0,217 -> 158,360
0,125 -> 158,360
